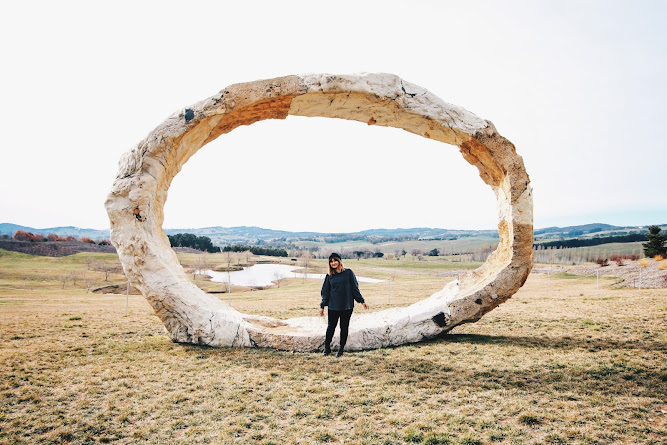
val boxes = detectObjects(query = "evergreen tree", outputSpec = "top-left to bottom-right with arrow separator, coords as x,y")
167,233 -> 220,253
642,225 -> 667,257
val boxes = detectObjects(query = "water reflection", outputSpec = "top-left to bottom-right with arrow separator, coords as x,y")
206,263 -> 384,287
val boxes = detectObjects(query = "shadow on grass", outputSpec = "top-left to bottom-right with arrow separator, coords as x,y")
442,333 -> 667,352
179,335 -> 667,401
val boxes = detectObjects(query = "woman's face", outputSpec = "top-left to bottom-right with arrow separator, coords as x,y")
330,258 -> 340,269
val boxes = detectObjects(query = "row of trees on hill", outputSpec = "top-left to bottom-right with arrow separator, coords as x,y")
11,230 -> 110,245
351,250 -> 384,260
222,245 -> 288,257
164,226 -> 667,261
534,225 -> 666,259
535,233 -> 647,249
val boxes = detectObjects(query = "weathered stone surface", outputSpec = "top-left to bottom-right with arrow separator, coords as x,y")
105,73 -> 533,352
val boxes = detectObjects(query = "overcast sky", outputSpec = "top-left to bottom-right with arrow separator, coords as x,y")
1,0 -> 665,233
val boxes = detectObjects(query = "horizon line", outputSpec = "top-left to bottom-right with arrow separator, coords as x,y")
1,221 -> 664,235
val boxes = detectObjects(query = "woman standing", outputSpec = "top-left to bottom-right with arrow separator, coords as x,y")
319,253 -> 369,357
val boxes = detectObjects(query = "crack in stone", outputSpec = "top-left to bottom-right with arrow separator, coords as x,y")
400,81 -> 417,98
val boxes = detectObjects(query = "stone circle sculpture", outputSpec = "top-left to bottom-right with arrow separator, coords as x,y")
105,73 -> 533,352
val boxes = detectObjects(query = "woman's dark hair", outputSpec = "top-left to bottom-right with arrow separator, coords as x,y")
328,253 -> 344,276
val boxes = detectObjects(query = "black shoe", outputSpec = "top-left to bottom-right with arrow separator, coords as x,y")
336,347 -> 344,357
323,346 -> 331,356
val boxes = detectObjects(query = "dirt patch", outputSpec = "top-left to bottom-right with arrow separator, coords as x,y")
92,283 -> 141,295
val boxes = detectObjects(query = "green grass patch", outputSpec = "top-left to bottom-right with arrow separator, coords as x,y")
0,299 -> 23,305
518,413 -> 542,426
554,272 -> 589,280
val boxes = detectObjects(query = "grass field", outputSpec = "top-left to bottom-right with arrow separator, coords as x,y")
0,249 -> 665,444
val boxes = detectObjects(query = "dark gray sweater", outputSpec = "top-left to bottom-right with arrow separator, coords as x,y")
320,268 -> 365,311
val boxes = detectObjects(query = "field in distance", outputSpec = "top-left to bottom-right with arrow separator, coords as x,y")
0,249 -> 665,444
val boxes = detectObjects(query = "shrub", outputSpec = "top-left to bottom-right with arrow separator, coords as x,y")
13,230 -> 45,242
659,261 -> 667,271
403,428 -> 423,443
459,436 -> 483,445
609,255 -> 625,266
596,258 -> 608,267
518,413 -> 542,426
423,433 -> 451,445
639,258 -> 650,267
81,237 -> 96,244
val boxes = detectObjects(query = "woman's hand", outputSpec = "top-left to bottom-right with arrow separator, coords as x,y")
319,308 -> 324,317
362,303 -> 369,310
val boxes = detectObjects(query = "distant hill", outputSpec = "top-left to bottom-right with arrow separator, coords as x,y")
158,226 -> 501,245
0,223 -> 110,240
534,223 -> 620,235
532,223 -> 657,242
1,222 -> 660,247
162,226 -> 321,244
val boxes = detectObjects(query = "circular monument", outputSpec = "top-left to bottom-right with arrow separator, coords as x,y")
105,73 -> 533,351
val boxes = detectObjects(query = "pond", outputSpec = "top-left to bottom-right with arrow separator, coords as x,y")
205,263 -> 384,287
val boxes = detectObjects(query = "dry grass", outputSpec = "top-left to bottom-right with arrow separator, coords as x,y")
0,250 -> 665,444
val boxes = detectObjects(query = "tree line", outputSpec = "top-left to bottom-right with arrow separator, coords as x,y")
222,245 -> 288,257
535,233 -> 647,249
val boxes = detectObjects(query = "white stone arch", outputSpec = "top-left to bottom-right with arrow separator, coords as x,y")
105,73 -> 533,351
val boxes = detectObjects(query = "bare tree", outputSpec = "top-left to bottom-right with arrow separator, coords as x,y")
193,253 -> 210,280
68,270 -> 81,286
225,250 -> 234,271
85,276 -> 95,293
273,271 -> 282,288
89,259 -> 122,282
98,264 -> 115,281
301,251 -> 313,283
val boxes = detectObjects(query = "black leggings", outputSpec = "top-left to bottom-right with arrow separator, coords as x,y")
325,309 -> 353,347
